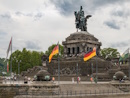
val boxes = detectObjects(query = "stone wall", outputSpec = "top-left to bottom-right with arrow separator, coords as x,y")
47,57 -> 113,78
0,83 -> 59,98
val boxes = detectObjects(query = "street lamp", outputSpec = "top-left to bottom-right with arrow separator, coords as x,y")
16,60 -> 21,83
16,60 -> 21,75
77,63 -> 78,76
91,63 -> 93,77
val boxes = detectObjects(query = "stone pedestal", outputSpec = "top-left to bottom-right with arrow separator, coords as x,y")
62,31 -> 102,57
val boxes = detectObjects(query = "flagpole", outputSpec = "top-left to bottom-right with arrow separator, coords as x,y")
128,48 -> 130,81
11,37 -> 12,84
96,47 -> 98,83
91,63 -> 93,77
11,37 -> 12,73
96,55 -> 98,83
58,42 -> 60,85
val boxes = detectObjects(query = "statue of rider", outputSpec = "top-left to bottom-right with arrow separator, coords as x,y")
74,6 -> 92,32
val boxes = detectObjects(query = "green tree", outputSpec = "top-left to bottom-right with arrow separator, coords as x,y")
0,58 -> 6,66
31,51 -> 42,67
9,48 -> 43,73
45,44 -> 63,58
20,48 -> 32,72
0,58 -> 8,75
8,50 -> 22,73
100,48 -> 120,60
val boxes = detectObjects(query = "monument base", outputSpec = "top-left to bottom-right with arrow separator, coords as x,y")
47,56 -> 113,80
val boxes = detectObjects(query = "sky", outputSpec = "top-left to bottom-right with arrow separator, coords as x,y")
0,0 -> 130,58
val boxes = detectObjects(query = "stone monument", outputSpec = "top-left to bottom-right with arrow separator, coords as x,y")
47,6 -> 113,80
21,6 -> 128,81
46,6 -> 125,81
62,6 -> 101,57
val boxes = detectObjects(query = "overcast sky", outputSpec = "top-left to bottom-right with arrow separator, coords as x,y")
0,0 -> 130,58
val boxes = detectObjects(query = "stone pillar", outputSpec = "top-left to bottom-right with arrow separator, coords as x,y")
75,47 -> 77,54
64,47 -> 66,55
65,48 -> 67,54
70,48 -> 73,54
80,46 -> 83,53
85,47 -> 86,53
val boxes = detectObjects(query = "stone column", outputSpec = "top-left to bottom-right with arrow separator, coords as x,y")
80,46 -> 83,53
64,47 -> 66,55
75,47 -> 77,54
70,48 -> 73,54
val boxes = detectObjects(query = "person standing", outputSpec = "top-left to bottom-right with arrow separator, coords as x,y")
4,78 -> 6,84
90,77 -> 93,83
52,77 -> 55,83
72,77 -> 74,83
77,77 -> 79,84
77,77 -> 78,84
79,76 -> 81,83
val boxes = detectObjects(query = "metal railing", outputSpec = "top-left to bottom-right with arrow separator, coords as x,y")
12,89 -> 130,97
0,88 -> 130,98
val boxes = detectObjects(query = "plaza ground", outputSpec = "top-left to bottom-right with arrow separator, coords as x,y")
14,94 -> 130,98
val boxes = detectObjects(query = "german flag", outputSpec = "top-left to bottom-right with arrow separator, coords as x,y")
49,45 -> 59,63
83,47 -> 96,61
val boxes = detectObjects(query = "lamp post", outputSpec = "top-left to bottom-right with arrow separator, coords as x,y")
77,63 -> 78,76
11,56 -> 16,84
16,60 -> 21,75
18,60 -> 21,75
91,63 -> 93,77
16,60 -> 21,83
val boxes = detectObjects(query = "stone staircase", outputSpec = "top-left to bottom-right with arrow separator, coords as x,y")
20,66 -> 48,78
108,65 -> 120,78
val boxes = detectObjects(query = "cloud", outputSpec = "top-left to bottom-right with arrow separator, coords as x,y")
15,11 -> 44,20
112,10 -> 125,17
15,11 -> 33,17
0,31 -> 7,35
104,20 -> 120,30
110,41 -> 130,48
15,11 -> 24,16
50,0 -> 128,16
111,9 -> 130,18
0,30 -> 7,40
0,0 -> 130,58
50,0 -> 85,16
0,13 -> 11,19
34,12 -> 44,20
109,40 -> 130,54
92,0 -> 123,6
25,41 -> 41,50
34,12 -> 43,18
